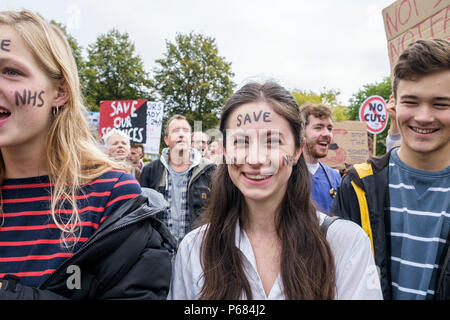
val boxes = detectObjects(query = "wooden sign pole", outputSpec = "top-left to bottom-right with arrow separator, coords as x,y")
373,134 -> 377,156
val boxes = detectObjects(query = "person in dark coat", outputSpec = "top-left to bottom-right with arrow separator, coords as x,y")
139,115 -> 216,247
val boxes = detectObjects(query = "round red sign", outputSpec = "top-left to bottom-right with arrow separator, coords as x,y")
359,95 -> 388,134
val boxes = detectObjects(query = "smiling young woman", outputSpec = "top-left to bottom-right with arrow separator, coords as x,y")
168,82 -> 382,300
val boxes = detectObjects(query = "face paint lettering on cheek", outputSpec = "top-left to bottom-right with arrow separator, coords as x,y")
15,90 -> 45,107
236,111 -> 272,127
1,39 -> 11,52
282,155 -> 296,166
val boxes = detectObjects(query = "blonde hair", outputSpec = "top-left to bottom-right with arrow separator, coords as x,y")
0,10 -> 126,245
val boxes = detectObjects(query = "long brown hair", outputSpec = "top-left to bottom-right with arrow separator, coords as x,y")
199,82 -> 336,299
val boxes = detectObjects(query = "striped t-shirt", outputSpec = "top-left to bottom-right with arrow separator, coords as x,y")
389,149 -> 450,299
0,170 -> 141,288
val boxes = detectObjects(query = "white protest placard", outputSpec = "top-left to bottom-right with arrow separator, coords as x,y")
321,121 -> 370,170
145,101 -> 164,154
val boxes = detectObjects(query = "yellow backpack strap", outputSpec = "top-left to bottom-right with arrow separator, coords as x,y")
353,162 -> 374,179
351,162 -> 375,258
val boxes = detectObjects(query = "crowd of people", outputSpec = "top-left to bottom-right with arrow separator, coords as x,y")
0,10 -> 448,301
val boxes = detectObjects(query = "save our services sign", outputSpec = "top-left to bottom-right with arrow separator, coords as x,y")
99,100 -> 164,154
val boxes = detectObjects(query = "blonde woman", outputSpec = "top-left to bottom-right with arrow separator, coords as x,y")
0,10 -> 174,299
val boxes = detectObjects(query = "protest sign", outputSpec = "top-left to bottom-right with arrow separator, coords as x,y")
145,102 -> 164,154
321,121 -> 369,170
99,100 -> 164,154
359,95 -> 389,135
382,0 -> 450,73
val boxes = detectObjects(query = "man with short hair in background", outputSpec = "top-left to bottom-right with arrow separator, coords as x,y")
139,115 -> 216,246
128,143 -> 144,180
300,103 -> 342,215
209,139 -> 223,164
129,143 -> 145,169
192,131 -> 210,159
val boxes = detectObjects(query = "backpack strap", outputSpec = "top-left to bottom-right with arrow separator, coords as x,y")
351,162 -> 375,258
321,215 -> 342,236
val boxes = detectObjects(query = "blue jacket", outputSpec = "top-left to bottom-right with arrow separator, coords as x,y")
310,162 -> 342,214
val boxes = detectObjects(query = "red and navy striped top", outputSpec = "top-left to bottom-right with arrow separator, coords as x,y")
0,169 -> 141,288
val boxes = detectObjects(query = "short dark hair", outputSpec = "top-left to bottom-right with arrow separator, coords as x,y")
299,103 -> 332,125
393,39 -> 450,98
130,143 -> 144,152
163,114 -> 191,136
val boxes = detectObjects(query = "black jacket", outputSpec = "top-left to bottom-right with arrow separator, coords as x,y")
331,148 -> 450,300
0,189 -> 176,300
139,155 -> 216,227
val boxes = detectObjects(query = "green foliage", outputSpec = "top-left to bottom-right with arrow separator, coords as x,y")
291,89 -> 323,106
291,88 -> 350,122
330,106 -> 350,122
84,29 -> 153,111
152,31 -> 235,132
347,77 -> 392,155
291,87 -> 341,106
50,21 -> 84,71
50,21 -> 88,98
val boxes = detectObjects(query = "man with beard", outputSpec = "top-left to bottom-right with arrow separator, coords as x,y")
300,103 -> 342,214
139,115 -> 216,246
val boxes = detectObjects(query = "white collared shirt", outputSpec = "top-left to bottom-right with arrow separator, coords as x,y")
167,212 -> 383,300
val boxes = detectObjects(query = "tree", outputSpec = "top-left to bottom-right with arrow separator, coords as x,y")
331,105 -> 350,122
291,87 -> 349,122
84,29 -> 153,111
152,32 -> 235,131
50,21 -> 88,95
50,21 -> 84,71
346,77 -> 392,155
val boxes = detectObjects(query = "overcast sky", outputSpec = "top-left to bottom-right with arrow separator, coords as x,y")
1,0 -> 394,105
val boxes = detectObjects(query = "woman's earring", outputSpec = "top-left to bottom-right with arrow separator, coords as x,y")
53,106 -> 60,116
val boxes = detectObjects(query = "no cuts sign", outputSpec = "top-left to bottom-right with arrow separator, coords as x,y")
359,95 -> 389,135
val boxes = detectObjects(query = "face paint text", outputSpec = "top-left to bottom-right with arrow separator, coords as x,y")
236,111 -> 271,127
1,39 -> 11,52
15,90 -> 45,107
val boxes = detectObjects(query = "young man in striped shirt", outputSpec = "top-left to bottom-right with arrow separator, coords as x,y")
331,39 -> 450,300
